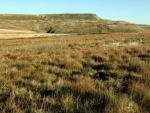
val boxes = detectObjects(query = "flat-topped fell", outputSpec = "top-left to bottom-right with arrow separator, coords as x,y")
0,13 -> 149,34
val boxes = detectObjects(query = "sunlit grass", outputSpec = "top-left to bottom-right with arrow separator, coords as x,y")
0,33 -> 150,113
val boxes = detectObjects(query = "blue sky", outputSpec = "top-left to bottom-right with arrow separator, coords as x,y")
0,0 -> 150,24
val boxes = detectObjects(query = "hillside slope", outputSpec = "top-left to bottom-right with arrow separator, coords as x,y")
0,14 -> 149,34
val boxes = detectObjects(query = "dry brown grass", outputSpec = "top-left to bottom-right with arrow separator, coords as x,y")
0,32 -> 149,113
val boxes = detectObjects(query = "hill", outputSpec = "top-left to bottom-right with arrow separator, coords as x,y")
0,14 -> 150,34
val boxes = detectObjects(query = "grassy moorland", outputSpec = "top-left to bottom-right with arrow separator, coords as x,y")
0,33 -> 150,113
0,14 -> 150,34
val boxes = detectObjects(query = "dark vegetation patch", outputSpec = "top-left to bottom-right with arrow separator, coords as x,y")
119,63 -> 143,73
46,26 -> 56,33
138,54 -> 150,61
93,70 -> 117,81
92,63 -> 112,71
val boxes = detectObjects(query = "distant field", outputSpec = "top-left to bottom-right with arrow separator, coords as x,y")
0,29 -> 70,39
0,29 -> 35,34
0,33 -> 149,113
0,33 -> 70,39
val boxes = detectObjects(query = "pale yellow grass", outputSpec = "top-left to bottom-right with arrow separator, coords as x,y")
0,29 -> 70,39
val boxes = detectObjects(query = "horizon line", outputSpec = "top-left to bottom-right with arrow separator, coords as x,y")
0,13 -> 149,25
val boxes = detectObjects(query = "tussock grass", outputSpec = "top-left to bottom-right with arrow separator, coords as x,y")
0,33 -> 150,113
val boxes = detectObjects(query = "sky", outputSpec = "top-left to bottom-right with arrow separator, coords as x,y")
0,0 -> 150,24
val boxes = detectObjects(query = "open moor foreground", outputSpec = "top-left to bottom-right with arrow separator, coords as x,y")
0,33 -> 150,113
